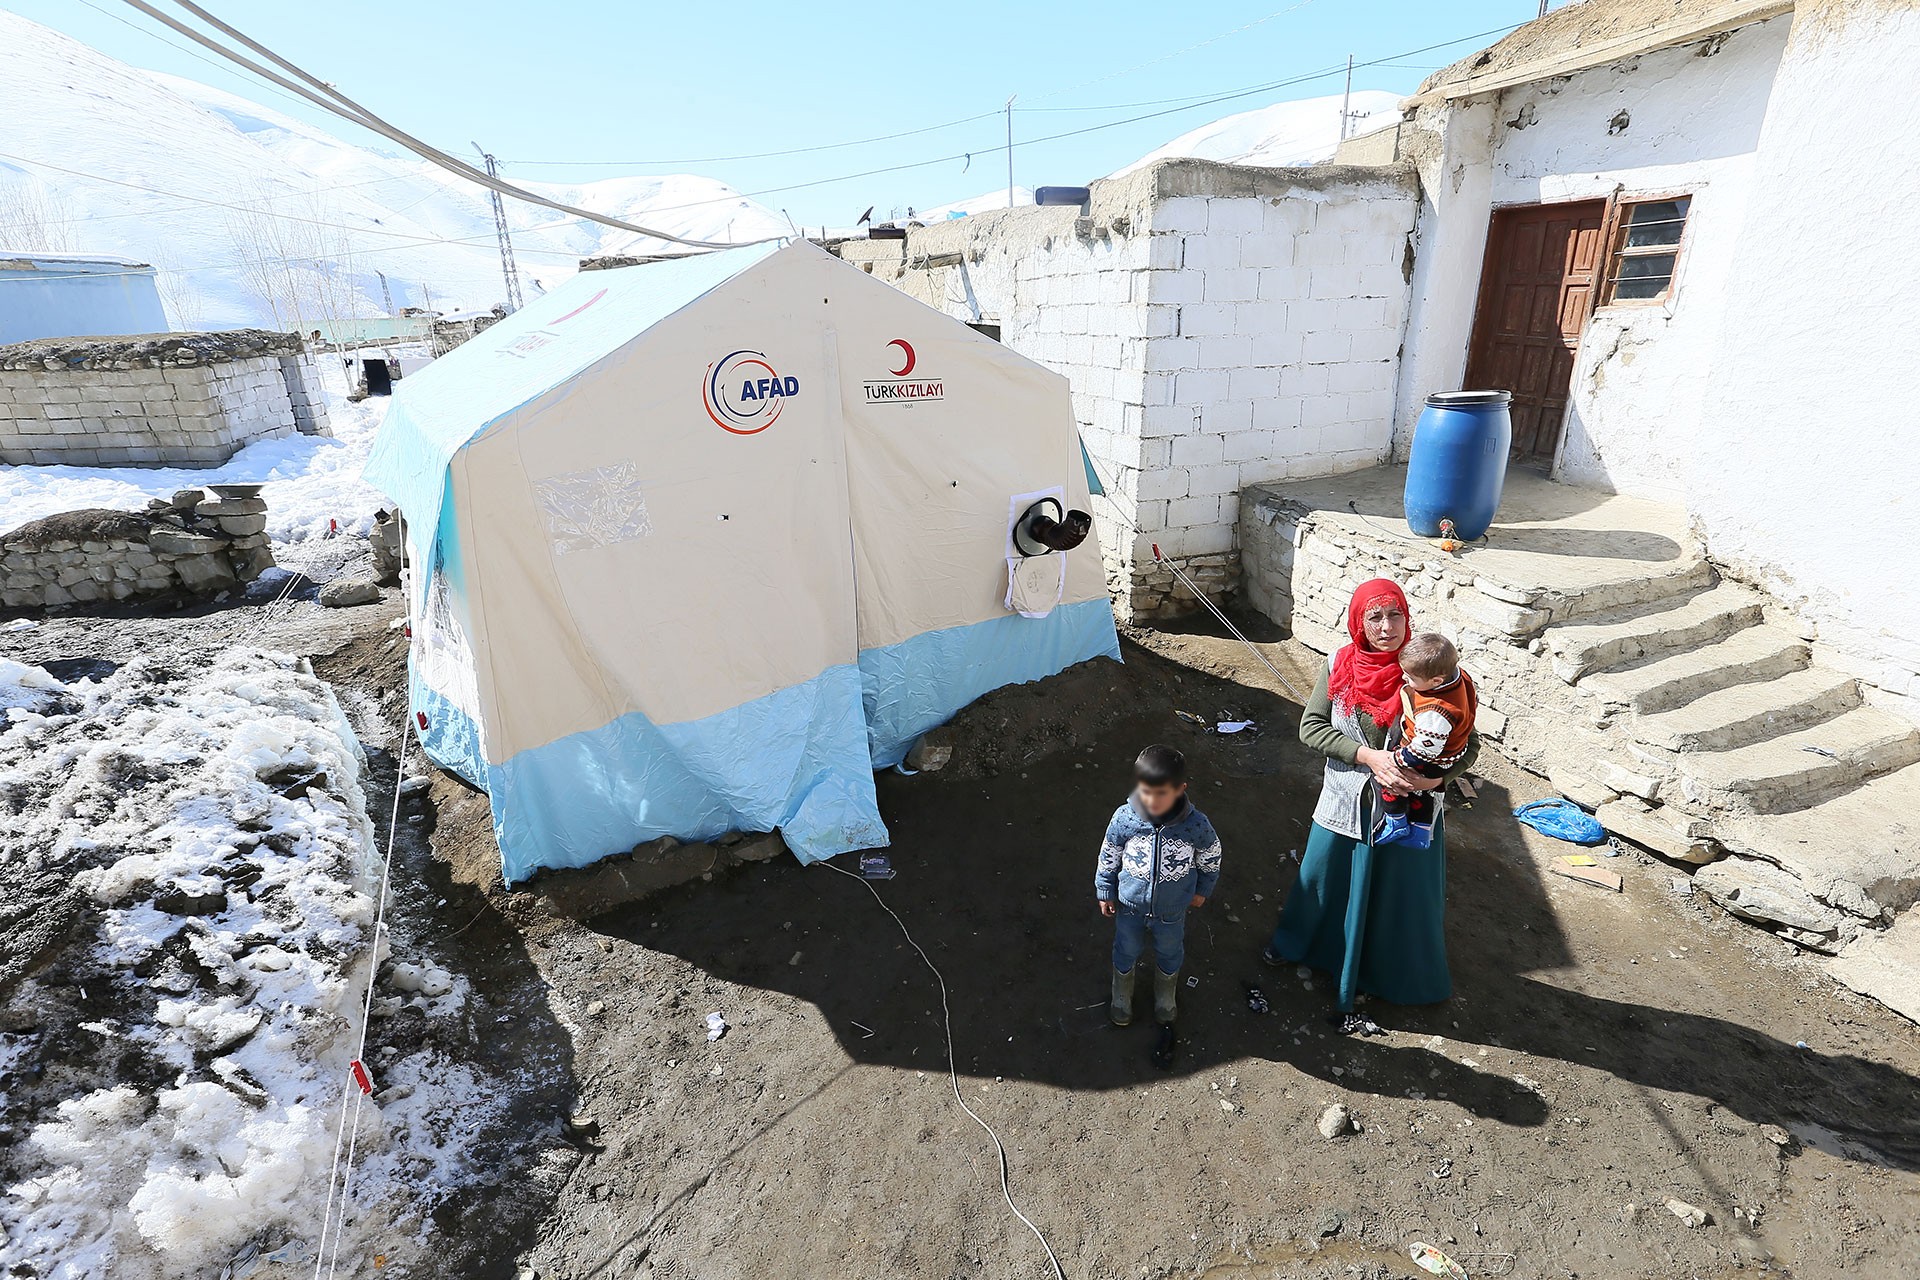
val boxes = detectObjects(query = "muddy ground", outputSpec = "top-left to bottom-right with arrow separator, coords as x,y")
8,582 -> 1920,1279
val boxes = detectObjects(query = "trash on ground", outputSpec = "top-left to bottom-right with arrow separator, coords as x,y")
1217,719 -> 1256,734
1453,776 -> 1478,802
1409,1240 -> 1468,1277
705,1011 -> 728,1042
1185,975 -> 1199,988
1,618 -> 37,632
1243,983 -> 1269,1014
857,853 -> 895,880
1174,710 -> 1207,726
1549,856 -> 1624,892
1665,1197 -> 1711,1228
1513,798 -> 1606,844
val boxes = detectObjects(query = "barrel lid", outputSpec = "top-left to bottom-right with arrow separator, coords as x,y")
1426,390 -> 1513,407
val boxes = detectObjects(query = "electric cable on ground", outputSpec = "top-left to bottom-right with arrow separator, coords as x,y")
818,861 -> 1068,1280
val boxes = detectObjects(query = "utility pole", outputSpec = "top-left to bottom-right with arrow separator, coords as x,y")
1005,95 -> 1016,208
1538,0 -> 1550,17
474,142 -> 524,313
1339,55 -> 1354,140
375,269 -> 395,316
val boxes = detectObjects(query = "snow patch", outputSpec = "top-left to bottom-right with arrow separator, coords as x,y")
0,652 -> 502,1278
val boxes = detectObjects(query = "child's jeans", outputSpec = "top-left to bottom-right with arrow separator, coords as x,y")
1113,905 -> 1186,976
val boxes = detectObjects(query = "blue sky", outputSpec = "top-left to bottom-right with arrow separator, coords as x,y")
10,1 -> 1544,226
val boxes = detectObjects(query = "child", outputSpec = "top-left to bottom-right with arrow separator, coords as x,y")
1375,633 -> 1477,849
1095,744 -> 1222,1070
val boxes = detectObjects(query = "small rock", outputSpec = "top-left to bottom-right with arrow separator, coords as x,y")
1665,1197 -> 1710,1228
1317,1103 -> 1354,1139
1220,1099 -> 1236,1112
1759,1123 -> 1792,1147
319,578 -> 381,608
400,774 -> 432,796
586,1000 -> 606,1017
155,882 -> 228,916
1315,1207 -> 1345,1238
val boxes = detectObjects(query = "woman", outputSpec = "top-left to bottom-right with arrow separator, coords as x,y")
1265,577 -> 1478,1034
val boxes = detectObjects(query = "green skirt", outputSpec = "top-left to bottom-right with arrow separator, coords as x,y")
1267,817 -> 1452,1011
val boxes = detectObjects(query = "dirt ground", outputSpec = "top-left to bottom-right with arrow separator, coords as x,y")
8,584 -> 1920,1280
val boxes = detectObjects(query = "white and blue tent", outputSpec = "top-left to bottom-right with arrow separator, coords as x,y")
364,241 -> 1118,883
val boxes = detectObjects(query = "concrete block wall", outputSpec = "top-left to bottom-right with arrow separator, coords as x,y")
277,353 -> 331,435
828,159 -> 1419,622
0,330 -> 327,469
1127,166 -> 1420,616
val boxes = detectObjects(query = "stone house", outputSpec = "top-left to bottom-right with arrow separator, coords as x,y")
0,329 -> 330,468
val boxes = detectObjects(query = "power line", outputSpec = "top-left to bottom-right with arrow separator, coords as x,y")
503,110 -> 1005,169
115,0 -> 778,251
575,23 -> 1528,221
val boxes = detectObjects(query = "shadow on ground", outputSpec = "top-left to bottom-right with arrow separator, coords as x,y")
602,635 -> 1920,1171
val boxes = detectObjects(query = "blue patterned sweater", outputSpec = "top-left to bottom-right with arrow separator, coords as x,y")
1094,795 -> 1223,916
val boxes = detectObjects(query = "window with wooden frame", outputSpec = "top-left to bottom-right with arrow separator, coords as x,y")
1601,195 -> 1691,304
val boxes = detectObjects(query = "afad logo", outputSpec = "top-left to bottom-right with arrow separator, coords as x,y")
862,338 -> 945,406
703,349 -> 799,435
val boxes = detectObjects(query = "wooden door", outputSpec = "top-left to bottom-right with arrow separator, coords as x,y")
1464,200 -> 1606,465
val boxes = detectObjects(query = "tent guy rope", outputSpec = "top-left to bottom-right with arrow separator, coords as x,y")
312,711 -> 416,1279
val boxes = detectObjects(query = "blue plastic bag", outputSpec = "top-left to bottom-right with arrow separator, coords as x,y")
1512,797 -> 1606,845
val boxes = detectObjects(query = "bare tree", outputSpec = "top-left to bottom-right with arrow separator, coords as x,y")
0,177 -> 76,254
223,180 -> 372,335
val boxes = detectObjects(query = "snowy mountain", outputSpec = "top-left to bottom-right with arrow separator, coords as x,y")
0,11 -> 788,330
1110,90 -> 1404,176
914,90 -> 1405,219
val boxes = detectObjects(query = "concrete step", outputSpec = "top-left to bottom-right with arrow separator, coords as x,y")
1581,626 -> 1812,715
1634,666 -> 1862,752
1539,557 -> 1717,626
1677,705 -> 1920,814
1716,766 -> 1920,926
1547,583 -> 1767,683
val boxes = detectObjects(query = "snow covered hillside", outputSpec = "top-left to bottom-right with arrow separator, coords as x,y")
0,11 -> 787,330
1110,90 -> 1403,176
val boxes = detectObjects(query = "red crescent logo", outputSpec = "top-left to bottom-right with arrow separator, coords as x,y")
887,338 -> 915,377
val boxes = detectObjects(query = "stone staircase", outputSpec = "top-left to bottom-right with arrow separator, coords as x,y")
1542,581 -> 1920,852
1240,472 -> 1920,984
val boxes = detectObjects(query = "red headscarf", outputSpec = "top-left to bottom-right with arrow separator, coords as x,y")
1328,577 -> 1409,728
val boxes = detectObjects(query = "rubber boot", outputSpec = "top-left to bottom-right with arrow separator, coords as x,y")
1109,967 -> 1136,1027
1153,968 -> 1179,1025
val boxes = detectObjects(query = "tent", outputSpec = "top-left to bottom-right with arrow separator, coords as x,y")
364,240 -> 1119,883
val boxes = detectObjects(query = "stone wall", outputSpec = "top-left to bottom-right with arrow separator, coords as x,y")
828,158 -> 1419,621
0,330 -> 330,469
1,488 -> 276,610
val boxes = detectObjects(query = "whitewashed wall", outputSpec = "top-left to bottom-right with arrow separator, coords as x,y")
1394,3 -> 1920,714
1392,18 -> 1791,471
1691,0 -> 1920,711
836,160 -> 1418,619
1501,20 -> 1789,496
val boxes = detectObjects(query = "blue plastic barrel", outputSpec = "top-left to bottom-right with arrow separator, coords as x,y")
1403,391 -> 1513,540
